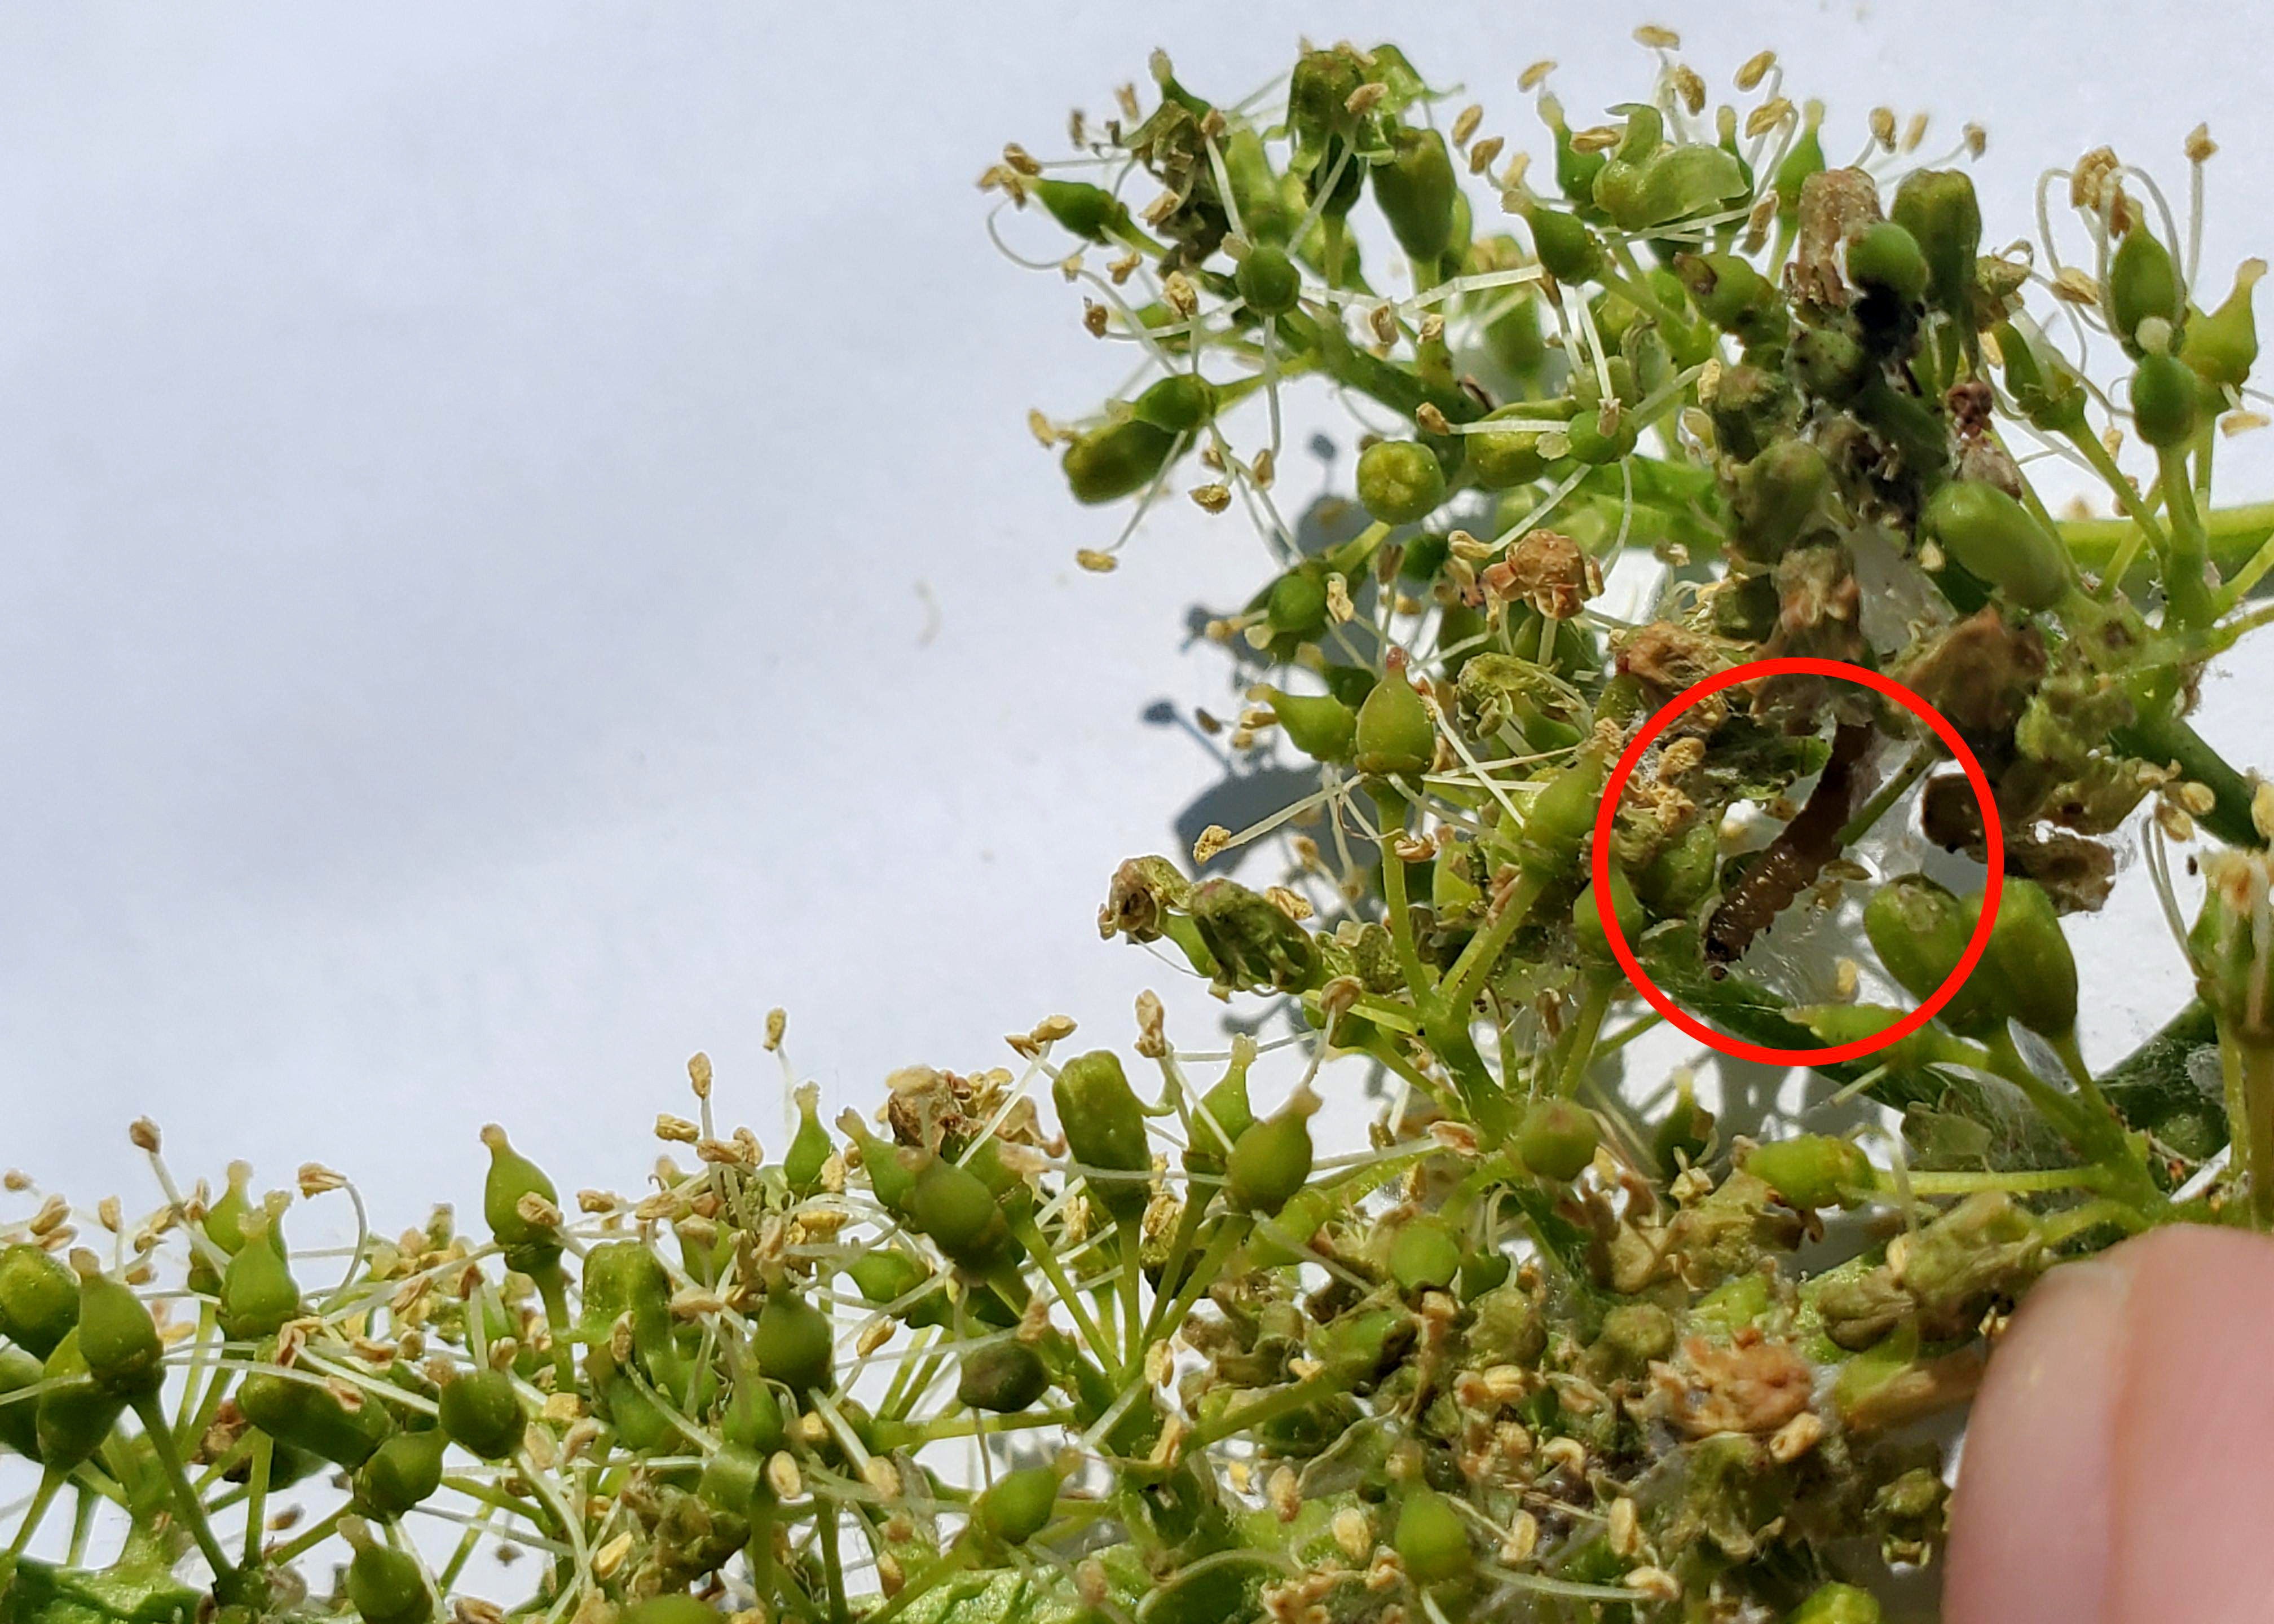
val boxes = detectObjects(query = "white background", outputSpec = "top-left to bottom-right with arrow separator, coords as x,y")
3,3 -> 2268,1235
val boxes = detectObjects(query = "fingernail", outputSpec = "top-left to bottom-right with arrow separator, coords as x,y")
1946,1258 -> 2128,1624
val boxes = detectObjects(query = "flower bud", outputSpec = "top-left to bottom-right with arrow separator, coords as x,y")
2109,221 -> 2182,352
1032,178 -> 1130,244
697,1441 -> 768,1517
1062,418 -> 1178,505
1466,422 -> 1549,490
1743,1135 -> 1871,1211
1227,1090 -> 1318,1215
753,1287 -> 835,1393
435,1366 -> 525,1462
2184,259 -> 2264,388
976,1464 -> 1060,1544
1184,1051 -> 1255,1177
1520,754 -> 1607,875
0,1345 -> 42,1460
343,1519 -> 431,1624
1394,1486 -> 1474,1586
1263,567 -> 1329,639
353,1428 -> 447,1520
1865,874 -> 1993,1036
1388,1215 -> 1462,1294
0,1242 -> 79,1360
840,1114 -> 916,1215
783,1083 -> 832,1198
2128,350 -> 2199,449
1054,1049 -> 1152,1220
1191,877 -> 1320,993
1356,439 -> 1447,525
2188,851 -> 2274,1046
1652,1074 -> 1715,1176
1790,1582 -> 1884,1624
1593,1301 -> 1677,1374
1888,169 -> 1981,320
1921,480 -> 2073,611
1572,864 -> 1643,963
1353,667 -> 1436,776
1131,373 -> 1218,435
219,1203 -> 301,1342
479,1126 -> 560,1276
33,1331 -> 125,1473
1729,439 -> 1830,563
1791,324 -> 1871,404
579,1240 -> 676,1379
1599,142 -> 1748,233
1372,126 -> 1457,262
958,1340 -> 1051,1413
1517,1098 -> 1598,1184
73,1259 -> 162,1400
1235,243 -> 1303,316
1636,820 -> 1720,920
1846,219 -> 1928,305
240,1352 -> 395,1468
1977,878 -> 2078,1044
1266,687 -> 1356,764
1994,320 -> 2087,434
1565,404 -> 1639,466
1674,251 -> 1781,343
1772,106 -> 1826,225
1519,202 -> 1605,286
721,1374 -> 788,1454
907,1153 -> 1015,1271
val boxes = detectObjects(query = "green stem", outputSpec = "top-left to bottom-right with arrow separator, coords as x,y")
1374,805 -> 1435,1003
819,1495 -> 849,1624
130,1394 -> 237,1582
2155,443 -> 2219,630
2222,1030 -> 2274,1229
7,1471 -> 63,1557
1436,870 -> 1547,1020
1011,1215 -> 1117,1376
1835,744 -> 1934,848
1113,1216 -> 1145,1371
243,1429 -> 271,1572
2060,498 -> 2274,590
1178,1368 -> 1345,1456
265,1506 -> 347,1568
531,1265 -> 578,1390
1141,1215 -> 1251,1348
2112,703 -> 2265,849
1557,977 -> 1614,1098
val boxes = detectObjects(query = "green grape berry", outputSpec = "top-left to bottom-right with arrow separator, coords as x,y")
957,1340 -> 1051,1413
478,1126 -> 561,1276
1517,1100 -> 1598,1184
435,1367 -> 526,1462
1266,687 -> 1356,764
73,1257 -> 163,1400
1394,1486 -> 1473,1586
1054,1049 -> 1152,1220
975,1465 -> 1060,1545
783,1082 -> 834,1197
1063,418 -> 1176,505
753,1288 -> 836,1393
1846,219 -> 1929,304
354,1427 -> 448,1519
0,1242 -> 80,1360
1743,1135 -> 1871,1211
1227,1090 -> 1317,1215
1356,439 -> 1447,526
1922,479 -> 2074,611
1352,660 -> 1436,776
1235,242 -> 1303,316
